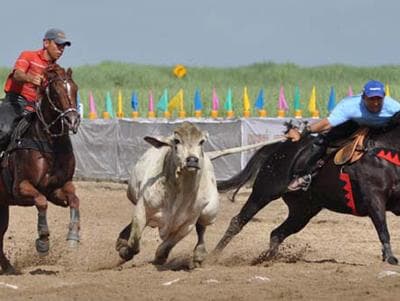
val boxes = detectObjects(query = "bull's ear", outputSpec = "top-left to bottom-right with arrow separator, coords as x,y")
144,136 -> 171,148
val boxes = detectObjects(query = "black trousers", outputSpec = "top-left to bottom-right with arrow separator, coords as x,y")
0,93 -> 30,150
303,120 -> 360,175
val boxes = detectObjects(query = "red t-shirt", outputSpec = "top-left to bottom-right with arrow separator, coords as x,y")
4,49 -> 51,102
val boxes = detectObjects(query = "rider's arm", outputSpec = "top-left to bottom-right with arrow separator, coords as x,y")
286,118 -> 332,142
13,69 -> 42,86
308,118 -> 332,133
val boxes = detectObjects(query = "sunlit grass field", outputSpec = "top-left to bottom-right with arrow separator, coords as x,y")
1,61 -> 400,118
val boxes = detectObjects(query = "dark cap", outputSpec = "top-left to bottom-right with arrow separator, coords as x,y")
44,28 -> 71,46
363,80 -> 385,98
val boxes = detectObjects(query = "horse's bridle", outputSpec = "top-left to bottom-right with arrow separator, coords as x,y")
35,75 -> 80,137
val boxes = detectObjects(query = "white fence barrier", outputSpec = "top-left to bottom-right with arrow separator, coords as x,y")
71,117 -> 303,181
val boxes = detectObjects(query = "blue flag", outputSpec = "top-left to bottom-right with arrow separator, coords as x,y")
327,86 -> 336,112
194,89 -> 202,111
254,89 -> 264,110
131,91 -> 139,111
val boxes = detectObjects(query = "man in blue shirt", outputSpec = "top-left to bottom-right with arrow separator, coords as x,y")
286,80 -> 400,191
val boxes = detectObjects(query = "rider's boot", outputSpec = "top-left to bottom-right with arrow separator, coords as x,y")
287,136 -> 327,192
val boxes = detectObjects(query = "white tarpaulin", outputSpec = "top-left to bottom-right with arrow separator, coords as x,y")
71,117 -> 311,181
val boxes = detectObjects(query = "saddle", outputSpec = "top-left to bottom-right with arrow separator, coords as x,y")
333,128 -> 369,165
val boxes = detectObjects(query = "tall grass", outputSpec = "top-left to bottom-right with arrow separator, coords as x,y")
1,61 -> 400,118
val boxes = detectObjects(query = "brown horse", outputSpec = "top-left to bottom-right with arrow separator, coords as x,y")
0,65 -> 81,274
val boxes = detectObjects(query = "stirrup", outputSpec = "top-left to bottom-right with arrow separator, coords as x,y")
301,174 -> 312,191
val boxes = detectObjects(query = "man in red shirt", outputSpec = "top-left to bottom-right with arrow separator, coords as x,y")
0,28 -> 71,152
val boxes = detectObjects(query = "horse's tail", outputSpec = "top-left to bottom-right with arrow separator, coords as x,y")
217,142 -> 283,192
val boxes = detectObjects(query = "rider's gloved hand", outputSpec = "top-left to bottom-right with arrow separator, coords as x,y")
285,128 -> 301,142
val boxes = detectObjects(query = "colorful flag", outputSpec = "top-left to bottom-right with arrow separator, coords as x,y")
156,89 -> 168,112
278,86 -> 289,110
194,89 -> 202,111
348,86 -> 353,96
131,91 -> 139,111
293,86 -> 301,111
327,86 -> 336,112
243,86 -> 251,111
168,89 -> 183,111
212,88 -> 219,111
105,91 -> 114,118
254,89 -> 264,110
386,84 -> 391,97
224,88 -> 233,111
308,86 -> 317,114
148,90 -> 154,112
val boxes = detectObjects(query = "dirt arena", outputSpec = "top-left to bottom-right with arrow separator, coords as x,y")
0,181 -> 400,300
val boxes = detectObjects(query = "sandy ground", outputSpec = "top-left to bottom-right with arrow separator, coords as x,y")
0,181 -> 400,300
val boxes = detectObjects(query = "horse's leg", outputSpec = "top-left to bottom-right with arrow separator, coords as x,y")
0,205 -> 16,274
36,210 -> 50,255
213,187 -> 271,255
16,180 -> 49,255
367,200 -> 398,265
48,181 -> 80,248
252,196 -> 321,265
117,203 -> 146,262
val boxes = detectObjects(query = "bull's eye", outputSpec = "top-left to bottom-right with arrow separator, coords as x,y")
199,139 -> 205,145
173,138 -> 180,145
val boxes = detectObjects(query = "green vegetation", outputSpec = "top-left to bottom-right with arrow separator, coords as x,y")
1,61 -> 400,118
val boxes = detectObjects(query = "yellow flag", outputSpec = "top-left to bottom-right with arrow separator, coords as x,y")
308,86 -> 317,113
168,89 -> 184,111
117,90 -> 123,114
386,84 -> 391,97
243,86 -> 251,111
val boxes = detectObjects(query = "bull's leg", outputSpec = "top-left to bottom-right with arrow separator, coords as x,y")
252,197 -> 321,265
0,205 -> 16,275
117,203 -> 146,262
116,222 -> 135,261
192,222 -> 207,268
48,181 -> 80,248
368,201 -> 398,265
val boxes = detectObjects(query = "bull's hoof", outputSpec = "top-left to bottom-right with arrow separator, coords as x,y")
35,238 -> 49,256
387,256 -> 399,265
67,239 -> 79,249
118,246 -> 135,262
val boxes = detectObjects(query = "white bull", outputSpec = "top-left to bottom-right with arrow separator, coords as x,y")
116,122 -> 219,267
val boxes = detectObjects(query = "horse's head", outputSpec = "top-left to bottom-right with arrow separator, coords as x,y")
37,64 -> 80,136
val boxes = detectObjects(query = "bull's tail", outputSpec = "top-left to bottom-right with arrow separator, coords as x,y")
217,142 -> 283,192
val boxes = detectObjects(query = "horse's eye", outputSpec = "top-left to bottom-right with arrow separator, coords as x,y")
174,139 -> 180,145
199,139 -> 205,145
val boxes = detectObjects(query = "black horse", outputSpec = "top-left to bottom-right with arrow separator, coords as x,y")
214,118 -> 400,265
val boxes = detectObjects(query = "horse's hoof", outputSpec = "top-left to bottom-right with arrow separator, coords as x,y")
1,265 -> 18,275
387,256 -> 399,265
67,239 -> 79,249
119,246 -> 135,261
35,238 -> 49,256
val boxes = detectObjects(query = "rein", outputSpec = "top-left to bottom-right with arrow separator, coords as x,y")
35,75 -> 79,137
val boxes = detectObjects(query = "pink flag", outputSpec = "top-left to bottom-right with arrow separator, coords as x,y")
278,86 -> 289,110
348,86 -> 353,96
148,90 -> 154,112
212,88 -> 219,110
89,91 -> 97,114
